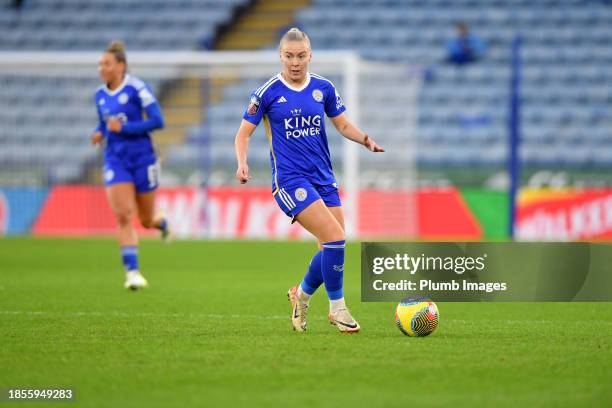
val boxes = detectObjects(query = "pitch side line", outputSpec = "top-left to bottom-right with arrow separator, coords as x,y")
0,310 -> 320,320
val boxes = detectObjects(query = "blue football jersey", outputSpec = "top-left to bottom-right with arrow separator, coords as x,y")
243,72 -> 346,191
94,74 -> 163,167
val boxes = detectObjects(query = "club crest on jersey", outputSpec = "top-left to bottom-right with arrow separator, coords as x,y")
104,169 -> 114,182
118,93 -> 129,104
98,98 -> 105,106
295,188 -> 308,202
312,89 -> 323,103
247,96 -> 261,115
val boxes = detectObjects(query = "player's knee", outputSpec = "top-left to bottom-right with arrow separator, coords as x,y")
322,226 -> 345,244
139,215 -> 155,229
115,209 -> 133,226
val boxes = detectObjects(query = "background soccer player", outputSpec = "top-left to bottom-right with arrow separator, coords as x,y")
91,41 -> 169,290
234,28 -> 384,333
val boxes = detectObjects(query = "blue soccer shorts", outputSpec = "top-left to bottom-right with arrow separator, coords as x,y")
274,178 -> 342,221
103,158 -> 160,193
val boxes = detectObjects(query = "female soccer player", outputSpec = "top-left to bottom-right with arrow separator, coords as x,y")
91,41 -> 169,290
234,28 -> 384,332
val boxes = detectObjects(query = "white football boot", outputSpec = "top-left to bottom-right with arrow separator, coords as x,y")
124,271 -> 149,290
328,308 -> 360,333
287,285 -> 308,332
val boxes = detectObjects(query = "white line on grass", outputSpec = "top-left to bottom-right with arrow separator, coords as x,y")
0,310 -> 293,320
2,311 -> 609,325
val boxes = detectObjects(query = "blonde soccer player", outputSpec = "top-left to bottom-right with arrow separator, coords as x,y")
234,28 -> 384,332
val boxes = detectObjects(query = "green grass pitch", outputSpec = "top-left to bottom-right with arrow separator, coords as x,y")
1,237 -> 611,407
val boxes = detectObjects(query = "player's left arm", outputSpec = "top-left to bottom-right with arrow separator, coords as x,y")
108,85 -> 165,135
324,84 -> 384,152
330,113 -> 385,153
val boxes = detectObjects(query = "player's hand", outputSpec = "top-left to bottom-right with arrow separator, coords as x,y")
364,134 -> 385,152
236,165 -> 251,184
107,117 -> 123,133
91,131 -> 103,146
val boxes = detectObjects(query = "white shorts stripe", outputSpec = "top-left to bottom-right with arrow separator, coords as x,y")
280,189 -> 296,209
282,188 -> 296,208
277,189 -> 294,210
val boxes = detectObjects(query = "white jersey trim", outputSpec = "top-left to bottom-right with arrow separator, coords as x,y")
127,75 -> 146,91
310,73 -> 336,88
255,75 -> 280,97
101,74 -> 131,96
278,72 -> 311,92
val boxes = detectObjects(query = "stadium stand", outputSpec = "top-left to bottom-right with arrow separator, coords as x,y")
1,0 -> 612,186
0,0 -> 249,185
294,0 -> 612,168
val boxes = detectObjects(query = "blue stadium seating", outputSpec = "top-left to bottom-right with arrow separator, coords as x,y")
293,0 -> 612,168
0,0 -> 246,183
2,0 -> 612,181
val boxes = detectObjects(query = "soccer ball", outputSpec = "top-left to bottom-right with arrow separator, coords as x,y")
395,297 -> 439,337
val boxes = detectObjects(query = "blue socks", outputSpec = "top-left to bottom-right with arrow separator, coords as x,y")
121,246 -> 139,273
300,250 -> 324,295
321,240 -> 345,301
299,240 -> 346,301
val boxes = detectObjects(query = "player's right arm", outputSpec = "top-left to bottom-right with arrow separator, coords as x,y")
236,90 -> 266,184
234,119 -> 257,184
91,95 -> 106,146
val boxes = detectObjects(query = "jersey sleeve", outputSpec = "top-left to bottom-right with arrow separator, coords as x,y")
122,84 -> 165,135
134,83 -> 157,108
122,102 -> 164,135
324,83 -> 346,118
242,92 -> 265,126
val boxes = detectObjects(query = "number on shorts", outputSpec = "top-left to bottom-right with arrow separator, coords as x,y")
147,162 -> 159,188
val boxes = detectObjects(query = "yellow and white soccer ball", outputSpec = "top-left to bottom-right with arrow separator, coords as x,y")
395,297 -> 439,337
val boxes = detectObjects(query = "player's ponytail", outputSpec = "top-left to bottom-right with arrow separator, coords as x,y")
279,27 -> 311,50
105,41 -> 127,69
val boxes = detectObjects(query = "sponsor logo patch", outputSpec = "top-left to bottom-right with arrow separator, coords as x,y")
335,90 -> 344,110
247,96 -> 261,115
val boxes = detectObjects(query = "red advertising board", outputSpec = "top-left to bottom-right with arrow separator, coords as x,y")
32,185 -> 482,239
516,188 -> 612,240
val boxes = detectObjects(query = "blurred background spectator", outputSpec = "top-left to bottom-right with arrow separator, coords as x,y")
446,22 -> 486,65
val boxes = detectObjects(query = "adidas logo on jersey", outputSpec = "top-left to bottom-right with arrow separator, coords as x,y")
277,96 -> 287,103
